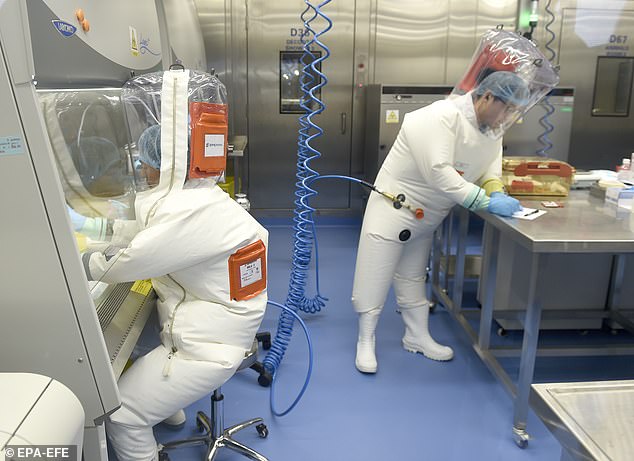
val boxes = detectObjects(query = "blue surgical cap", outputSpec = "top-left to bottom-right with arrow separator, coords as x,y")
138,124 -> 161,169
474,71 -> 530,107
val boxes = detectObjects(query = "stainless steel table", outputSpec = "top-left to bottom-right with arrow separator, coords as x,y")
431,190 -> 634,448
531,379 -> 634,460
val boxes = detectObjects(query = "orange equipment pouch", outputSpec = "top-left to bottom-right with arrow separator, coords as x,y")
189,102 -> 228,179
228,240 -> 267,301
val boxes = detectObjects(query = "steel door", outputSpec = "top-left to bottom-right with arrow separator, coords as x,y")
246,1 -> 354,210
559,8 -> 634,169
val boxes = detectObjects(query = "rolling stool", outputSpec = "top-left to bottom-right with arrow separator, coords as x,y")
159,337 -> 269,461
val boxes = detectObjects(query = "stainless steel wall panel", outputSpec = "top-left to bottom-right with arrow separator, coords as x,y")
193,1 -> 229,117
474,0 -> 517,36
162,0 -> 206,70
350,0 -> 373,212
246,0 -> 354,210
557,6 -> 634,169
446,0 -> 477,85
198,1 -> 634,211
373,0 -> 449,84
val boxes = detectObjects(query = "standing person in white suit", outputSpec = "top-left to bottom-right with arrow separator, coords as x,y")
351,31 -> 561,374
80,69 -> 269,460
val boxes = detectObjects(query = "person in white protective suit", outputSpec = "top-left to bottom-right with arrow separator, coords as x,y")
80,69 -> 268,461
352,71 -> 535,374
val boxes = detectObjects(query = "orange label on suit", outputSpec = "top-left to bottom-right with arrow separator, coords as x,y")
228,240 -> 267,301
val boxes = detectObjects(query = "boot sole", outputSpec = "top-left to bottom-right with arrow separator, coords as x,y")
355,360 -> 377,374
402,340 -> 454,362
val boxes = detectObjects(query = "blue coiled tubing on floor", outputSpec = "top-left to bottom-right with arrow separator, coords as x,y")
263,0 -> 331,381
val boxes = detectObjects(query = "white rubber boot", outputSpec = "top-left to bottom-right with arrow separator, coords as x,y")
162,409 -> 186,429
401,305 -> 454,361
355,308 -> 381,373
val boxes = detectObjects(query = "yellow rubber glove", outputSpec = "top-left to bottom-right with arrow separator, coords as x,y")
481,177 -> 505,196
74,232 -> 88,252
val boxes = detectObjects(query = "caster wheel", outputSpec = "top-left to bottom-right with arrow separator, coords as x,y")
256,423 -> 269,438
428,303 -> 436,313
515,437 -> 528,449
497,327 -> 507,337
257,332 -> 272,350
195,416 -> 206,433
258,372 -> 272,387
513,428 -> 529,449
196,411 -> 210,433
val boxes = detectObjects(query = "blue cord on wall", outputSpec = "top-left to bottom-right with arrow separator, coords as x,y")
263,0 -> 332,378
536,0 -> 557,157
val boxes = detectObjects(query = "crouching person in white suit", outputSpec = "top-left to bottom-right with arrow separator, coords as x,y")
80,69 -> 268,460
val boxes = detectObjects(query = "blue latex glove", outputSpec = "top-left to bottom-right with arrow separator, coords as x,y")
487,192 -> 522,217
67,205 -> 87,231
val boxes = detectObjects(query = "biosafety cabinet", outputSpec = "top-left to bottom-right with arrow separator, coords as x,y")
0,1 -> 204,459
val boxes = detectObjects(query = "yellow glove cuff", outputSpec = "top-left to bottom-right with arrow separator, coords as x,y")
481,178 -> 505,196
74,232 -> 88,252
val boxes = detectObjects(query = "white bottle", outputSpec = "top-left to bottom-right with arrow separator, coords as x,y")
618,158 -> 631,182
235,193 -> 251,212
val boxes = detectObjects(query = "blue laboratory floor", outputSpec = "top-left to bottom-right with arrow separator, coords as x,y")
135,219 -> 633,461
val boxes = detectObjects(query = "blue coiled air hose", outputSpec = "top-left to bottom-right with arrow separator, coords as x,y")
262,2 -> 417,416
262,0 -> 332,381
266,300 -> 313,417
536,0 -> 557,157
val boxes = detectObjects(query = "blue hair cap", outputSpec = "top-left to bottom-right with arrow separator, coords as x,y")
138,124 -> 161,169
474,71 -> 530,106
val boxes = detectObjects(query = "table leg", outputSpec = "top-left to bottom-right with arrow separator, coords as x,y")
513,252 -> 546,448
451,207 -> 469,314
478,223 -> 499,351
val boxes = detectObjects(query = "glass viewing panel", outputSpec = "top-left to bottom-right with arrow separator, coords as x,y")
280,50 -> 322,114
38,88 -> 144,298
592,56 -> 634,117
38,89 -> 137,219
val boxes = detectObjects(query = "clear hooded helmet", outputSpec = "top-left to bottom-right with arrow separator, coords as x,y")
451,28 -> 560,139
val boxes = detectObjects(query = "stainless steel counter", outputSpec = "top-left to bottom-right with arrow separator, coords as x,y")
430,190 -> 634,449
476,191 -> 634,253
531,380 -> 634,460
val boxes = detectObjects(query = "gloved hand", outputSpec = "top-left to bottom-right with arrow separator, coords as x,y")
67,205 -> 87,231
487,192 -> 522,217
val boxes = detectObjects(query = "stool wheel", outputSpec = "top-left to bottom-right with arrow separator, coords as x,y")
257,372 -> 272,387
196,417 -> 205,433
256,423 -> 268,438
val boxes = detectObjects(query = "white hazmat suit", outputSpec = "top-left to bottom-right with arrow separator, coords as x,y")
352,91 -> 509,373
82,70 -> 268,460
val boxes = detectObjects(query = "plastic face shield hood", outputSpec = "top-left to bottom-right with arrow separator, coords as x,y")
451,28 -> 560,139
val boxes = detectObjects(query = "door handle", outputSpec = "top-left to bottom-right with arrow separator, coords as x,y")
341,112 -> 347,134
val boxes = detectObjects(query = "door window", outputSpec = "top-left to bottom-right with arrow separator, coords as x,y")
280,51 -> 322,114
